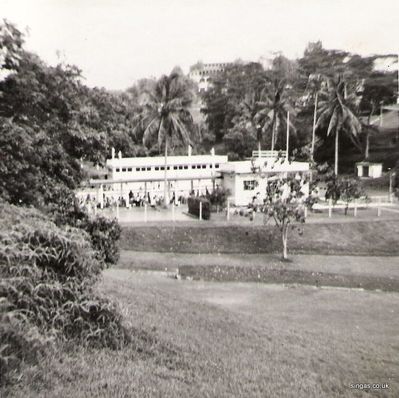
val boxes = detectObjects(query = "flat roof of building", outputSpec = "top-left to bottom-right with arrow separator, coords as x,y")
106,155 -> 228,169
219,159 -> 310,174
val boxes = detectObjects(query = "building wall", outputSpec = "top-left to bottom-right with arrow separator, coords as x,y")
356,163 -> 383,179
222,173 -> 236,204
233,174 -> 269,206
103,154 -> 228,201
88,155 -> 310,207
188,62 -> 232,92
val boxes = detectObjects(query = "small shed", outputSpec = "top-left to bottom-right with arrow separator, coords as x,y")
355,161 -> 383,179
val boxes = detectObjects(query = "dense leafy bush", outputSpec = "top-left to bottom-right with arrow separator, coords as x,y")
206,186 -> 230,210
325,175 -> 365,214
187,196 -> 211,220
45,186 -> 121,265
0,203 -> 129,384
83,216 -> 121,264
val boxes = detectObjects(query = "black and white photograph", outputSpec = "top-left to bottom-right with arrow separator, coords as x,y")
1,0 -> 398,396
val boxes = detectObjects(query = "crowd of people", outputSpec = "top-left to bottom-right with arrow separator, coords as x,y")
77,190 -> 191,213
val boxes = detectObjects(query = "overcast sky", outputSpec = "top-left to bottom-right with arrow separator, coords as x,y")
2,0 -> 399,90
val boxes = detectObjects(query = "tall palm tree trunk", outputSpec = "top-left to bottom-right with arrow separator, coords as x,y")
334,130 -> 339,175
164,135 -> 169,207
271,115 -> 277,151
365,132 -> 370,160
311,92 -> 318,161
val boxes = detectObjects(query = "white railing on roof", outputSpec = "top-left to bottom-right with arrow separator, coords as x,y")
252,150 -> 287,158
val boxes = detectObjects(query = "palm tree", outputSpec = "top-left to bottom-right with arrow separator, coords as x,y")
136,73 -> 193,206
303,74 -> 324,161
239,88 -> 271,154
259,78 -> 296,152
316,76 -> 362,175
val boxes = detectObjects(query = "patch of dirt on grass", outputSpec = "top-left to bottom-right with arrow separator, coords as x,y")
178,265 -> 399,292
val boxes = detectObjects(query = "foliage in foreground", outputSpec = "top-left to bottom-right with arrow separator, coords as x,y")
46,186 -> 122,265
0,203 -> 130,385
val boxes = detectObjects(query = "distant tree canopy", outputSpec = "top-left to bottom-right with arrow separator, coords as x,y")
200,41 -> 397,163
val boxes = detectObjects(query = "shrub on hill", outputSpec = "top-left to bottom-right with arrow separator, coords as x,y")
0,202 -> 129,385
206,186 -> 230,210
187,196 -> 211,220
45,186 -> 121,265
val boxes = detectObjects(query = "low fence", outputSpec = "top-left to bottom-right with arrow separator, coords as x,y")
90,194 -> 398,224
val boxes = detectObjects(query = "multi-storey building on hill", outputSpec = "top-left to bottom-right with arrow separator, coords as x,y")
188,62 -> 232,92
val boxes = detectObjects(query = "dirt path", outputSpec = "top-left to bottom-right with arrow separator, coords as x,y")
118,251 -> 399,279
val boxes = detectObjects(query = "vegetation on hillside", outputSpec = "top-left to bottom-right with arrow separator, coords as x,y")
0,202 -> 130,385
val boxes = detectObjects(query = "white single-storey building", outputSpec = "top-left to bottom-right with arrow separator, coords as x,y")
220,157 -> 311,206
82,148 -> 310,208
83,148 -> 228,206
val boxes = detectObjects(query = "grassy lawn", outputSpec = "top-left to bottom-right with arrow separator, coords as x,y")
6,270 -> 398,397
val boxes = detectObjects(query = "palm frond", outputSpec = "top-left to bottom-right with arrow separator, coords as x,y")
327,108 -> 339,136
142,116 -> 161,147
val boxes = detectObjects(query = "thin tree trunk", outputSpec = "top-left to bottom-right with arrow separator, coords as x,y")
164,135 -> 169,207
271,115 -> 278,151
286,111 -> 290,160
365,133 -> 369,160
282,225 -> 288,260
258,140 -> 261,157
311,92 -> 318,161
334,129 -> 339,175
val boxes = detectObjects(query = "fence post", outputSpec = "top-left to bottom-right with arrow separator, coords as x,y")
227,199 -> 230,221
144,203 -> 147,223
354,200 -> 357,217
199,201 -> 202,221
328,199 -> 332,218
377,198 -> 381,217
304,206 -> 308,219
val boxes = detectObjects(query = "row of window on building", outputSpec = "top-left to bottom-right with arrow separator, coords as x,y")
114,164 -> 220,173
